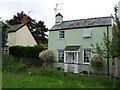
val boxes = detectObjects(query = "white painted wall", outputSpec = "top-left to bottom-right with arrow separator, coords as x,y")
8,25 -> 37,46
7,32 -> 16,46
55,15 -> 63,25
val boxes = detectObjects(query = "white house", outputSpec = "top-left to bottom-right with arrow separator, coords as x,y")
7,24 -> 37,46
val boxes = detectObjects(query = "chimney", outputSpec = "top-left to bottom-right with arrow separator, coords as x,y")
22,15 -> 28,24
55,13 -> 63,25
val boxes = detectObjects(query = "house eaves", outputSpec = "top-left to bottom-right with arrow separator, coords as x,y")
50,16 -> 112,31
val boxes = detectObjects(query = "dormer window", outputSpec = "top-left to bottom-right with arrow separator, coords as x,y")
83,28 -> 92,38
59,31 -> 65,38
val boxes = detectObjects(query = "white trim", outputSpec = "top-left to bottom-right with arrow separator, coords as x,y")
57,50 -> 59,62
64,52 -> 66,62
66,44 -> 81,46
76,52 -> 78,63
65,51 -> 79,53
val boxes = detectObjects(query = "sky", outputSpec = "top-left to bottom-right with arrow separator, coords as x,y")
0,0 -> 120,29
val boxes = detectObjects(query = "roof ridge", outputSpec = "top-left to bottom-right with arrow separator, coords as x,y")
62,16 -> 112,23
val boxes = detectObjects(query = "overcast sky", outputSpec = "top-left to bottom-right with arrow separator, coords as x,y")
0,0 -> 120,29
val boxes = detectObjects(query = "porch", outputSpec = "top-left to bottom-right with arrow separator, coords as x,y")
64,45 -> 80,73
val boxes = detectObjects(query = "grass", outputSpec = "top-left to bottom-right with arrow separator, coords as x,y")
2,67 -> 120,88
2,55 -> 120,88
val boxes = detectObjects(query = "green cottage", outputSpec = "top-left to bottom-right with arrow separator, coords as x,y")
48,13 -> 112,75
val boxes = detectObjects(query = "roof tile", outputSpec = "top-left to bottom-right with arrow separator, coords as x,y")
50,16 -> 112,30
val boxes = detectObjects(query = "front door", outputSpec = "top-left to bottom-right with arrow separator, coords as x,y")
69,52 -> 76,63
65,52 -> 77,72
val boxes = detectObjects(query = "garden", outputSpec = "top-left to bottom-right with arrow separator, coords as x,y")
2,53 -> 120,88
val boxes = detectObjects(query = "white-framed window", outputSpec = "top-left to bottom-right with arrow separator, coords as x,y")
83,49 -> 91,64
58,50 -> 64,62
83,28 -> 92,38
59,31 -> 65,38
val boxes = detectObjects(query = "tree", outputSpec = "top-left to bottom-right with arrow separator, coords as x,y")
112,5 -> 120,58
2,21 -> 10,47
7,11 -> 48,44
91,5 -> 120,76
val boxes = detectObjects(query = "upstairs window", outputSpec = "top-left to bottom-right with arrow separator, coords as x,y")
58,50 -> 64,62
83,49 -> 91,64
83,28 -> 92,38
59,31 -> 65,38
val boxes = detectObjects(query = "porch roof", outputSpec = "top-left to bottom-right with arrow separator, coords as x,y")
65,45 -> 80,51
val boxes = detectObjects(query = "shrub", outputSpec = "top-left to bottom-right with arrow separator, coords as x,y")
91,54 -> 103,67
9,45 -> 45,59
2,54 -> 15,67
39,50 -> 54,62
2,54 -> 28,72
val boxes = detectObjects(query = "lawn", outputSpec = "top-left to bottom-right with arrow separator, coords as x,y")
2,67 -> 120,88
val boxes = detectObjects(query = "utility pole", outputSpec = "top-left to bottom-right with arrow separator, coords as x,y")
107,26 -> 110,76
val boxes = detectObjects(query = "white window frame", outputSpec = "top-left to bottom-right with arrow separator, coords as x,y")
83,28 -> 92,38
83,49 -> 92,64
59,31 -> 65,39
57,50 -> 64,62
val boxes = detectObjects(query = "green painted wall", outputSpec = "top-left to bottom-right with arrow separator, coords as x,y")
48,26 -> 112,74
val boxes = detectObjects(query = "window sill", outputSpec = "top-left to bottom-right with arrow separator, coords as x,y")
58,38 -> 65,40
83,63 -> 90,65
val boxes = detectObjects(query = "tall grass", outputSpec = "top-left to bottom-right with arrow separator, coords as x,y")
2,55 -> 120,88
2,55 -> 28,73
3,67 -> 120,88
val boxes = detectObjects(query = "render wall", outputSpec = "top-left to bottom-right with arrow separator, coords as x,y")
8,26 -> 37,46
48,26 -> 113,74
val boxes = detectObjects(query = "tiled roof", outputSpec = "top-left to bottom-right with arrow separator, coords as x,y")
8,24 -> 25,32
50,16 -> 112,30
65,45 -> 80,51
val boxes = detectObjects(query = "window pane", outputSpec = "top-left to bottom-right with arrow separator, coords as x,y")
58,50 -> 64,62
83,28 -> 91,37
84,49 -> 91,63
59,31 -> 65,38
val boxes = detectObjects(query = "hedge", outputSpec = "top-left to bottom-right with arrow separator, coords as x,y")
9,45 -> 45,59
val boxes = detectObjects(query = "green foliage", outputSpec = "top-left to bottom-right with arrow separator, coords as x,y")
2,54 -> 15,67
2,55 -> 28,73
2,21 -> 10,47
14,63 -> 28,72
9,45 -> 45,59
91,54 -> 103,67
3,68 -> 120,88
27,67 -> 64,78
91,43 -> 104,58
112,5 -> 120,58
39,50 -> 54,62
91,5 -> 120,59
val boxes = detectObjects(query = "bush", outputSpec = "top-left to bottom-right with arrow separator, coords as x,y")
39,50 -> 54,62
9,45 -> 45,59
2,54 -> 28,72
14,57 -> 43,67
91,54 -> 103,67
2,54 -> 15,67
